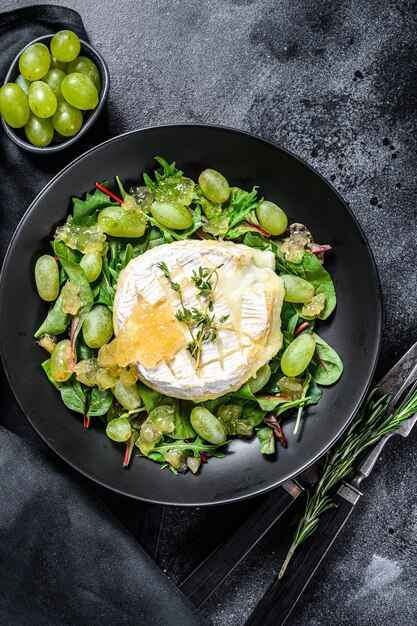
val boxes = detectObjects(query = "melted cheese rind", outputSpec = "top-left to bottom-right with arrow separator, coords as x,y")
114,240 -> 284,401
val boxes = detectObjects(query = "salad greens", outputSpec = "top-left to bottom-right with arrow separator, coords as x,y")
34,156 -> 343,475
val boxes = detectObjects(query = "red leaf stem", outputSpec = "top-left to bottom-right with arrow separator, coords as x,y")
256,394 -> 292,401
244,221 -> 271,237
199,452 -> 208,464
95,181 -> 123,205
294,321 -> 310,336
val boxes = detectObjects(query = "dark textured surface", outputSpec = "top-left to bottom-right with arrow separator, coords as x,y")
1,0 -> 417,624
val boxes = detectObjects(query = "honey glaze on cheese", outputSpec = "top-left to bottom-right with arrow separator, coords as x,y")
113,240 -> 285,402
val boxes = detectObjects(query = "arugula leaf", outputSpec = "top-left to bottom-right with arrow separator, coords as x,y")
41,359 -> 61,389
309,333 -> 343,385
225,186 -> 261,230
60,379 -> 87,414
34,292 -> 71,338
72,183 -> 119,226
87,387 -> 113,417
153,435 -> 227,456
143,156 -> 183,193
257,426 -> 275,455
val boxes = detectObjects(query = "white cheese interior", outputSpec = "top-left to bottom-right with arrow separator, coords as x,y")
113,240 -> 284,402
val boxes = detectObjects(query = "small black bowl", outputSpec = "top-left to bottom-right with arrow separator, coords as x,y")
1,34 -> 109,154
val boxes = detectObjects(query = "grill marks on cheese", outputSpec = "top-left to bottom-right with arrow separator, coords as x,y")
113,240 -> 285,402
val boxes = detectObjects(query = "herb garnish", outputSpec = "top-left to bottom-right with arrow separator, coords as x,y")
157,261 -> 229,369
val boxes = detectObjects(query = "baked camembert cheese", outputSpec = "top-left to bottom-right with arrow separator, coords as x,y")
113,240 -> 284,402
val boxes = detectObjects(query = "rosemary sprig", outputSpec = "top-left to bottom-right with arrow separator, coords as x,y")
157,261 -> 229,369
279,386 -> 417,578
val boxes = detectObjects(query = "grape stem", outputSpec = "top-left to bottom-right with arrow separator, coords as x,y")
95,181 -> 123,205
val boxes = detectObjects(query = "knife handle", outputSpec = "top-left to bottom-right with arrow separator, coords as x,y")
246,489 -> 358,626
180,482 -> 302,608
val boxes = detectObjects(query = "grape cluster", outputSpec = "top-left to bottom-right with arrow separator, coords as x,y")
0,30 -> 101,147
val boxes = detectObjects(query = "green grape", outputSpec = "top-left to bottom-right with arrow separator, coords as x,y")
15,74 -> 31,95
24,114 -> 54,146
50,55 -> 67,72
50,339 -> 73,382
148,406 -> 175,433
150,201 -> 193,230
139,420 -> 162,444
198,169 -> 230,203
19,43 -> 51,81
61,72 -> 98,110
248,364 -> 271,394
256,200 -> 288,236
42,68 -> 66,99
190,407 -> 227,444
111,381 -> 142,410
82,305 -> 113,348
80,251 -> 102,282
280,334 -> 316,377
50,30 -> 81,63
106,418 -> 131,442
97,207 -> 147,237
281,274 -> 315,303
34,254 -> 59,301
66,56 -> 101,92
0,83 -> 30,128
28,81 -> 57,118
51,100 -> 83,136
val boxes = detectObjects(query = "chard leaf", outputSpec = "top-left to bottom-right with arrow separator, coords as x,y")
309,333 -> 343,385
41,359 -> 61,389
257,426 -> 275,455
72,183 -> 119,226
87,387 -> 113,417
60,380 -> 87,414
34,292 -> 71,338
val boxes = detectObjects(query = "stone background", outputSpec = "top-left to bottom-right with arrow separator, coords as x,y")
2,0 -> 417,624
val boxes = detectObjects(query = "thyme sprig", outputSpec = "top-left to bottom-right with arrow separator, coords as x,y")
279,386 -> 417,578
157,261 -> 229,369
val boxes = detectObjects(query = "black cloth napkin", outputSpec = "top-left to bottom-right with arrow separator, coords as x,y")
0,6 -> 204,625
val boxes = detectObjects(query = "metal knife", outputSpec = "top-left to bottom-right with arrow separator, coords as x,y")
180,341 -> 417,610
246,341 -> 417,625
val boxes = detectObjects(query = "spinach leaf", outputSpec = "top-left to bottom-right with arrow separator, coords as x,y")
60,380 -> 87,414
137,383 -> 163,413
309,333 -> 343,385
287,253 -> 336,320
52,240 -> 81,263
257,425 -> 275,455
241,403 -> 266,426
93,257 -> 115,307
72,183 -> 119,226
87,387 -> 113,417
34,292 -> 71,338
171,400 -> 196,439
41,359 -> 61,389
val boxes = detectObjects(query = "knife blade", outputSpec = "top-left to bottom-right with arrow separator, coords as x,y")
246,341 -> 417,625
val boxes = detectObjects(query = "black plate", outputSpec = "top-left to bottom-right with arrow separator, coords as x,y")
0,124 -> 381,506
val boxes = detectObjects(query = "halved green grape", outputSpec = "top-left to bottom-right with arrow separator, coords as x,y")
106,418 -> 131,442
0,83 -> 30,128
281,274 -> 315,303
129,186 -> 153,212
50,30 -> 81,63
97,207 -> 147,237
61,72 -> 98,110
80,251 -> 102,282
256,200 -> 288,236
151,201 -> 193,230
140,419 -> 162,444
24,114 -> 54,146
34,254 -> 59,301
148,406 -> 175,434
15,74 -> 31,95
164,449 -> 187,471
198,169 -> 230,203
28,81 -> 57,118
50,339 -> 73,382
19,43 -> 51,81
280,334 -> 316,377
51,100 -> 83,136
155,176 -> 195,205
111,380 -> 142,411
42,68 -> 66,99
190,407 -> 227,444
66,56 -> 101,91
248,364 -> 271,394
50,55 -> 67,72
82,305 -> 113,348
187,456 -> 201,473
